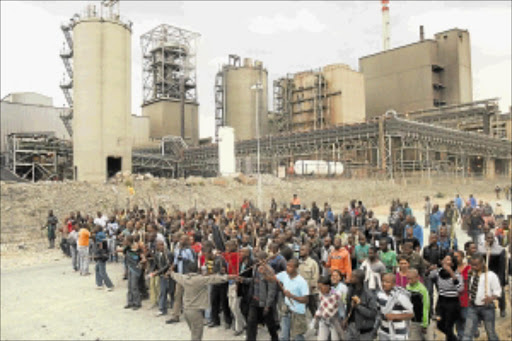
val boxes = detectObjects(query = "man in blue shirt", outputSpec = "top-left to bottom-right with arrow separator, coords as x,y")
403,216 -> 423,249
454,194 -> 463,214
264,258 -> 309,341
167,234 -> 195,324
469,194 -> 477,209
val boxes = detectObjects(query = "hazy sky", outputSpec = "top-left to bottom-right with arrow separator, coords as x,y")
1,1 -> 510,138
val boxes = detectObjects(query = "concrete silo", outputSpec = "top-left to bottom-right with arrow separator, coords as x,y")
215,55 -> 268,142
71,2 -> 132,182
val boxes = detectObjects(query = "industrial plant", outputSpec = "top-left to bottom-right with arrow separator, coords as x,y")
1,0 -> 511,183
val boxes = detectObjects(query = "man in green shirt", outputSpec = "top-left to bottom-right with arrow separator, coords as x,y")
378,238 -> 397,273
355,234 -> 369,269
406,269 -> 431,341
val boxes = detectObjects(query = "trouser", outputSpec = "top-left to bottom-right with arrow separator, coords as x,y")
89,242 -> 96,261
159,277 -> 170,314
306,293 -> 318,317
424,215 -> 430,229
344,323 -> 374,341
205,284 -> 212,322
469,231 -> 479,244
246,304 -> 278,341
436,296 -> 460,341
95,261 -> 114,288
410,321 -> 432,341
107,238 -> 117,262
168,278 -> 176,309
280,312 -> 305,341
498,288 -> 506,313
49,238 -> 55,249
228,283 -> 245,332
456,306 -> 468,340
318,318 -> 343,341
462,304 -> 500,341
138,270 -> 148,299
60,238 -> 70,256
424,277 -> 435,318
78,245 -> 89,274
149,275 -> 160,306
171,282 -> 184,319
184,309 -> 205,341
70,245 -> 78,271
210,282 -> 231,325
127,269 -> 141,306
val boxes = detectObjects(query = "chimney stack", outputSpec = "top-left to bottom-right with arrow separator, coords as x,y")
420,25 -> 424,41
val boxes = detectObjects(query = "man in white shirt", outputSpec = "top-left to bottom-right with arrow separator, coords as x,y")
462,254 -> 501,341
94,211 -> 108,228
106,216 -> 119,262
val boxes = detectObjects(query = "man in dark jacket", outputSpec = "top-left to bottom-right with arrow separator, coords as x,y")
150,240 -> 174,316
342,269 -> 378,340
207,249 -> 232,328
241,251 -> 279,341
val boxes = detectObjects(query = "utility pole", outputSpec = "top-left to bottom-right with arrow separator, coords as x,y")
180,75 -> 185,140
251,82 -> 263,210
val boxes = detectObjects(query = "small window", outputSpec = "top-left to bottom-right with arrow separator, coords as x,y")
443,35 -> 448,39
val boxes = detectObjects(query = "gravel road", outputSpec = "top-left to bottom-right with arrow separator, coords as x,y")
0,260 -> 273,340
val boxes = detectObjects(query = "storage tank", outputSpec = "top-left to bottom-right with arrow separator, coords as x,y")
222,56 -> 268,141
293,160 -> 344,175
72,6 -> 132,181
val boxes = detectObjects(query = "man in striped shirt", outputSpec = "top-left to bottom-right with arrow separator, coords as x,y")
377,273 -> 414,341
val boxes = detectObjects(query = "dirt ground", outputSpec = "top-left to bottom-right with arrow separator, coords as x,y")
1,176 -> 511,340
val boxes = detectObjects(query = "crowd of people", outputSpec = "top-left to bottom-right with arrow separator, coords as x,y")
42,191 -> 511,341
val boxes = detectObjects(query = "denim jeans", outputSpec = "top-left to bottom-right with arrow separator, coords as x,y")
77,245 -> 89,275
462,305 -> 500,341
70,245 -> 78,271
204,284 -> 212,322
95,261 -> 113,288
159,277 -> 170,314
280,313 -> 305,341
456,306 -> 468,340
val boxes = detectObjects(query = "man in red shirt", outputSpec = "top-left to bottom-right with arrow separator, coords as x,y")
222,240 -> 245,335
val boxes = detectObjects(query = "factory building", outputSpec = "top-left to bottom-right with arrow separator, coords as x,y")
0,93 -> 70,154
140,24 -> 200,146
360,27 -> 473,118
215,55 -> 269,142
272,63 -> 365,134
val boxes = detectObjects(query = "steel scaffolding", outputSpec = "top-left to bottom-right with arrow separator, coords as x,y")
6,133 -> 73,182
141,24 -> 200,105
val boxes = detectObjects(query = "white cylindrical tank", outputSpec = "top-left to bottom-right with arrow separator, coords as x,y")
224,61 -> 268,141
293,160 -> 344,175
218,126 -> 235,176
73,17 -> 132,182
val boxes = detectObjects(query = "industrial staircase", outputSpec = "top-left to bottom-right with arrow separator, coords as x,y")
59,23 -> 74,137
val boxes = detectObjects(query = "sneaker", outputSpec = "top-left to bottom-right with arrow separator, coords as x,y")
132,305 -> 141,311
107,287 -> 114,292
124,304 -> 133,309
96,286 -> 103,290
155,311 -> 166,317
166,318 -> 180,324
234,330 -> 244,336
208,322 -> 220,328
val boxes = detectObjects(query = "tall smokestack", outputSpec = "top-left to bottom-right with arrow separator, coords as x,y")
382,0 -> 390,50
420,25 -> 424,41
